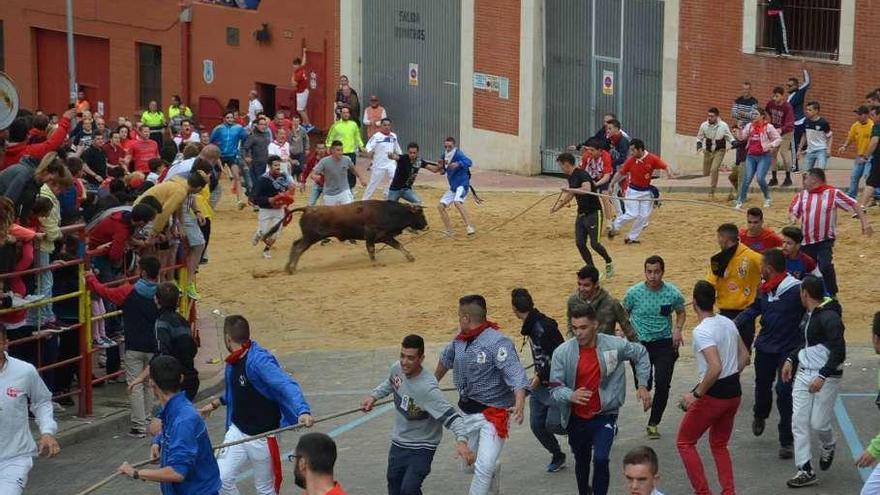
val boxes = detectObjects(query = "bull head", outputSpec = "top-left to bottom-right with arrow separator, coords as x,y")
406,204 -> 428,231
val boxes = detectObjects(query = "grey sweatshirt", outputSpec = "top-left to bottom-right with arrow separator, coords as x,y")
372,362 -> 469,450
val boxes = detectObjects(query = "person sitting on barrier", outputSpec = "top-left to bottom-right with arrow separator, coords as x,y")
86,255 -> 161,439
117,355 -> 221,494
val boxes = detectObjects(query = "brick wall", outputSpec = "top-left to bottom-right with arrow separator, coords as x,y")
677,0 -> 880,160
472,0 -> 520,135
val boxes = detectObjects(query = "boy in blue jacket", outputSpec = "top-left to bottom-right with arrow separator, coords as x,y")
437,136 -> 476,237
734,248 -> 804,460
201,315 -> 312,495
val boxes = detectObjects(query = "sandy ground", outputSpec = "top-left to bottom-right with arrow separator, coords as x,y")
199,182 -> 878,354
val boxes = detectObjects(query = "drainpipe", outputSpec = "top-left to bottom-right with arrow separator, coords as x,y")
180,6 -> 193,108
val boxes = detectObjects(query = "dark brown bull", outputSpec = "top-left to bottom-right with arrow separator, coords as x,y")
285,200 -> 429,273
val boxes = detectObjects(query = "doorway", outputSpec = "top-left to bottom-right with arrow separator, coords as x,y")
255,82 -> 276,118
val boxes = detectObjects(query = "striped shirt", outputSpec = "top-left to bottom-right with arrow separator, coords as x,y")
789,187 -> 857,245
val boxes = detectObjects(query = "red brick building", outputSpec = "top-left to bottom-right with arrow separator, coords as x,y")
1,0 -> 340,130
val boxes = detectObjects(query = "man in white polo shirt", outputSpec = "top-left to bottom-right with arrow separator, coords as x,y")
362,118 -> 402,201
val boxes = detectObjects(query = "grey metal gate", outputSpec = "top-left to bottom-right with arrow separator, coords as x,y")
362,0 -> 461,158
542,0 -> 665,173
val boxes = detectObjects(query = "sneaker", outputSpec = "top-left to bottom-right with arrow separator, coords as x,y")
128,429 -> 146,439
440,230 -> 454,239
782,177 -> 793,187
262,249 -> 272,259
102,337 -> 118,348
763,198 -> 772,208
547,453 -> 567,473
187,283 -> 201,301
752,416 -> 765,436
466,225 -> 476,236
607,227 -> 619,239
646,425 -> 661,440
57,396 -> 75,407
819,444 -> 835,471
734,202 -> 743,210
252,230 -> 262,246
52,401 -> 64,412
624,238 -> 641,245
768,177 -> 779,187
779,445 -> 794,459
605,262 -> 615,279
10,293 -> 46,308
786,470 -> 817,488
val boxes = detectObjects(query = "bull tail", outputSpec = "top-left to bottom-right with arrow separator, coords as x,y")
260,207 -> 309,243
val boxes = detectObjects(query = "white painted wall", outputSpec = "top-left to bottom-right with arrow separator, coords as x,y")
339,0 -> 362,90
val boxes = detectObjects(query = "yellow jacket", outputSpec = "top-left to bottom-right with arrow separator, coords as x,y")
706,243 -> 763,311
134,177 -> 189,232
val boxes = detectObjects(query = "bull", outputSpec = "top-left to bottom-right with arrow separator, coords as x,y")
285,200 -> 429,273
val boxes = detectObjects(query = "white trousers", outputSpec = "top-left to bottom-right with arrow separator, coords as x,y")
462,413 -> 505,495
792,369 -> 840,468
323,189 -> 354,206
257,209 -> 286,242
863,463 -> 880,495
0,455 -> 33,495
362,165 -> 395,200
217,423 -> 278,495
612,188 -> 654,241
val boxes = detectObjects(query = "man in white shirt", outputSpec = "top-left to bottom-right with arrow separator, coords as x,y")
361,118 -> 402,201
0,324 -> 60,494
622,446 -> 664,495
695,107 -> 735,198
247,90 -> 264,127
676,281 -> 749,495
173,119 -> 201,147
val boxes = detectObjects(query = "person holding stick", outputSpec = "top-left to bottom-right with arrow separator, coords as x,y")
117,355 -> 220,494
200,315 -> 313,495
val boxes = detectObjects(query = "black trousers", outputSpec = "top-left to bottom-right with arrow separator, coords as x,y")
802,239 -> 837,296
721,309 -> 755,351
643,338 -> 678,427
754,350 -> 794,447
575,211 -> 612,267
770,12 -> 790,55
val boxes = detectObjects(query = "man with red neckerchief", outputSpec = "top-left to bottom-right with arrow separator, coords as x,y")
435,294 -> 529,495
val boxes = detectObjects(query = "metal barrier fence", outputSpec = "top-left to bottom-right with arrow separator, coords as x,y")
0,223 -> 195,417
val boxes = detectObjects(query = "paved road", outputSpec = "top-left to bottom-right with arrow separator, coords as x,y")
27,346 -> 879,495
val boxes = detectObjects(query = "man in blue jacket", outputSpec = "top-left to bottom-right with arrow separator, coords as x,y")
550,304 -> 652,495
437,136 -> 476,237
734,248 -> 803,460
210,111 -> 248,207
118,355 -> 221,495
201,315 -> 313,495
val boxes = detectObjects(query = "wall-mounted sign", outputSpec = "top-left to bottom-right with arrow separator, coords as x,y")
203,59 -> 215,85
602,70 -> 614,96
408,63 -> 419,86
473,72 -> 509,100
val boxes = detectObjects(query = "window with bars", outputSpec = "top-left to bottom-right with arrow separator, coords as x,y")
137,43 -> 162,109
756,0 -> 841,60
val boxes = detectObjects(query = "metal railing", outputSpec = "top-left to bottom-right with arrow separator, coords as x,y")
0,224 -> 195,417
756,0 -> 841,61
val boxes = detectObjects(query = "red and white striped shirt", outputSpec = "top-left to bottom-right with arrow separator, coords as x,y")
788,186 -> 857,245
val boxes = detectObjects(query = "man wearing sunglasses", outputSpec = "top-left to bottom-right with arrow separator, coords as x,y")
786,66 -> 812,173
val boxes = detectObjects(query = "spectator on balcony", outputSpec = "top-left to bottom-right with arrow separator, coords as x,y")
766,0 -> 790,57
141,101 -> 166,147
334,75 -> 360,124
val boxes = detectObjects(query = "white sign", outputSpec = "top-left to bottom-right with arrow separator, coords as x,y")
203,59 -> 215,85
408,63 -> 419,87
602,70 -> 614,96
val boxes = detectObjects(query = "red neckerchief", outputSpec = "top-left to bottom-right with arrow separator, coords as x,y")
273,138 -> 286,147
455,321 -> 498,342
482,406 -> 510,439
808,184 -> 835,194
180,129 -> 193,141
751,120 -> 767,136
225,340 -> 252,364
761,272 -> 787,294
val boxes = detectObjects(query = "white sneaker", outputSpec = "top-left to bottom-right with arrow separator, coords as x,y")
734,202 -> 743,210
763,198 -> 772,208
262,250 -> 272,259
466,225 -> 476,236
10,293 -> 45,308
52,401 -> 64,412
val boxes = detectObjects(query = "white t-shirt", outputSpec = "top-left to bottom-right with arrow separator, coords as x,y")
692,315 -> 740,382
365,131 -> 402,169
248,99 -> 264,125
173,131 -> 200,147
0,354 -> 56,462
164,157 -> 196,182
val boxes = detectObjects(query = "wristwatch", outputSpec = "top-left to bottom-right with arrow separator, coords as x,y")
132,470 -> 140,480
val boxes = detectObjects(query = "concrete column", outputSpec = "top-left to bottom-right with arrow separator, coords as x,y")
660,0 -> 692,172
339,0 -> 362,89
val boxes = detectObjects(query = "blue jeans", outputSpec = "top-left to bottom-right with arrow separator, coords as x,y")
803,149 -> 829,171
387,444 -> 435,495
848,158 -> 880,199
530,384 -> 565,457
738,153 -> 772,203
754,350 -> 794,447
568,414 -> 617,495
27,250 -> 53,325
387,188 -> 422,205
308,184 -> 323,206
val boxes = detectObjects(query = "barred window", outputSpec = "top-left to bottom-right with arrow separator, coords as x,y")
756,0 -> 841,61
137,44 -> 162,109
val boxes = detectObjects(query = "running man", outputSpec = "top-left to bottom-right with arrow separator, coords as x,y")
566,264 -> 637,341
622,446 -> 665,495
0,324 -> 60,495
252,156 -> 295,259
325,106 -> 363,191
788,168 -> 872,297
210,111 -> 248,207
740,207 -> 783,253
550,304 -> 652,495
839,105 -> 874,199
309,141 -> 367,206
435,295 -> 529,495
622,256 -> 686,440
780,226 -> 822,280
511,288 -> 567,473
608,139 -> 675,244
200,315 -> 314,495
782,275 -> 846,488
578,137 -> 616,222
797,101 -> 832,171
362,334 -> 474,495
676,281 -> 749,495
437,137 -> 476,237
387,142 -> 442,205
362,118 -> 402,201
552,152 -> 614,277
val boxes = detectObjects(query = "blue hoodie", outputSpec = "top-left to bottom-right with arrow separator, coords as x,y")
221,340 -> 311,430
734,274 -> 804,354
440,148 -> 472,192
155,392 -> 221,495
210,123 -> 248,159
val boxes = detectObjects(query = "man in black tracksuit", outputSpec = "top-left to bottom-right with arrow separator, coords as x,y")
512,288 -> 567,473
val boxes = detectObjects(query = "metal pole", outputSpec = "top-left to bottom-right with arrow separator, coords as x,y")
66,0 -> 76,106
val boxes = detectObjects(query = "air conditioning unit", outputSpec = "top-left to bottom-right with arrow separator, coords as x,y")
254,24 -> 271,43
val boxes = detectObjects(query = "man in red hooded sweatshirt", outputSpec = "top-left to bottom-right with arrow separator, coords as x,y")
3,109 -> 75,170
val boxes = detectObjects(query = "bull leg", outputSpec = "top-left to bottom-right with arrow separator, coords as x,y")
285,236 -> 318,274
364,229 -> 377,262
383,237 -> 415,262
